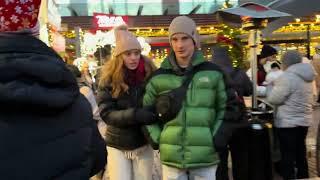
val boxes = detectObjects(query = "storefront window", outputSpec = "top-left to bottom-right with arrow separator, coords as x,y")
56,0 -> 239,16
179,0 -> 238,14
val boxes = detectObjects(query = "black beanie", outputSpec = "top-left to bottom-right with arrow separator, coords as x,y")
259,45 -> 277,59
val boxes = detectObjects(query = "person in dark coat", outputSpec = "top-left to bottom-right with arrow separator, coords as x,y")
211,46 -> 252,180
0,1 -> 106,179
257,45 -> 278,85
247,45 -> 277,85
97,25 -> 157,180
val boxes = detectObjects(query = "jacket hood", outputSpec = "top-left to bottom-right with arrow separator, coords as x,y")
210,46 -> 232,69
0,35 -> 79,111
286,63 -> 315,82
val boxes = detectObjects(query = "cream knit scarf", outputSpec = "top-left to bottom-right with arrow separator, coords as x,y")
124,145 -> 149,159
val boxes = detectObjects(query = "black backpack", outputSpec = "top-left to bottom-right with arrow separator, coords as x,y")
223,68 -> 248,123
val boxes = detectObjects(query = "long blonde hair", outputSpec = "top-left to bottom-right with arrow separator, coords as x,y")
99,55 -> 128,98
99,54 -> 157,98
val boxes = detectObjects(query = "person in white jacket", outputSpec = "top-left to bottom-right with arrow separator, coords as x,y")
267,50 -> 316,180
264,62 -> 283,95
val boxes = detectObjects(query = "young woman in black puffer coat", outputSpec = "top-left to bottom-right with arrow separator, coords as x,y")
97,25 -> 157,180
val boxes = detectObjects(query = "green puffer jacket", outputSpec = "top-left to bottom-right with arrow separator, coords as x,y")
143,51 -> 227,169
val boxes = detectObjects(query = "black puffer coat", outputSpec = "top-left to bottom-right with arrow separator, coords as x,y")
98,85 -> 147,149
0,35 -> 106,180
97,57 -> 156,150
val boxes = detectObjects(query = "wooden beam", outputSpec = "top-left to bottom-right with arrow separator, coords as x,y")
61,14 -> 219,29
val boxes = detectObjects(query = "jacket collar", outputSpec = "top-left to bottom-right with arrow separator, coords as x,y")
161,50 -> 206,69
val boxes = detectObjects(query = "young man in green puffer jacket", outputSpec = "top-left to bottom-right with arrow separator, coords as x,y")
143,16 -> 227,180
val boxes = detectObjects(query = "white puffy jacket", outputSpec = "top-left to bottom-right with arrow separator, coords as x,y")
267,63 -> 315,128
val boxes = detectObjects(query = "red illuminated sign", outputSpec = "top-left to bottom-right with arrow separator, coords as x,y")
93,13 -> 129,30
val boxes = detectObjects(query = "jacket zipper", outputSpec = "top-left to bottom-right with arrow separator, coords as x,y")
182,78 -> 187,168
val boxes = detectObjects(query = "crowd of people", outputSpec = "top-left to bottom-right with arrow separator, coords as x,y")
1,1 -> 320,180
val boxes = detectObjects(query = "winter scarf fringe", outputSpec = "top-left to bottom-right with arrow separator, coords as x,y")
124,145 -> 149,159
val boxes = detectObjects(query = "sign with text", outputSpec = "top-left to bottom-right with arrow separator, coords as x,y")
93,13 -> 129,30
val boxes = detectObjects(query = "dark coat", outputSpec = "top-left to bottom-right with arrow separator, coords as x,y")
229,68 -> 253,98
97,85 -> 147,150
257,64 -> 267,86
97,57 -> 156,150
211,46 -> 253,152
211,46 -> 252,98
0,35 -> 106,180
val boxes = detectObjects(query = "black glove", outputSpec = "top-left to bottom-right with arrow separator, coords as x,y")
143,105 -> 156,113
156,96 -> 170,115
155,95 -> 174,123
135,106 -> 157,125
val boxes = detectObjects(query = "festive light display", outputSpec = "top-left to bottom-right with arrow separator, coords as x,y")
61,26 -> 223,39
137,37 -> 151,56
81,30 -> 151,56
59,13 -> 320,68
276,22 -> 320,33
216,25 -> 245,68
151,48 -> 169,67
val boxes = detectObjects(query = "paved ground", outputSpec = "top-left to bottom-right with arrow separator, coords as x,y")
93,106 -> 320,180
268,106 -> 320,180
306,105 -> 320,179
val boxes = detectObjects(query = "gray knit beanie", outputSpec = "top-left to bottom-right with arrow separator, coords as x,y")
281,50 -> 302,67
169,16 -> 200,48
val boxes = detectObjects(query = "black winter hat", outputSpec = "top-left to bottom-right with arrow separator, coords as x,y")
259,45 -> 277,59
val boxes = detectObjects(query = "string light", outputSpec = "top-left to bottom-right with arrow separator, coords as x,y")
316,15 -> 320,22
277,22 -> 320,33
